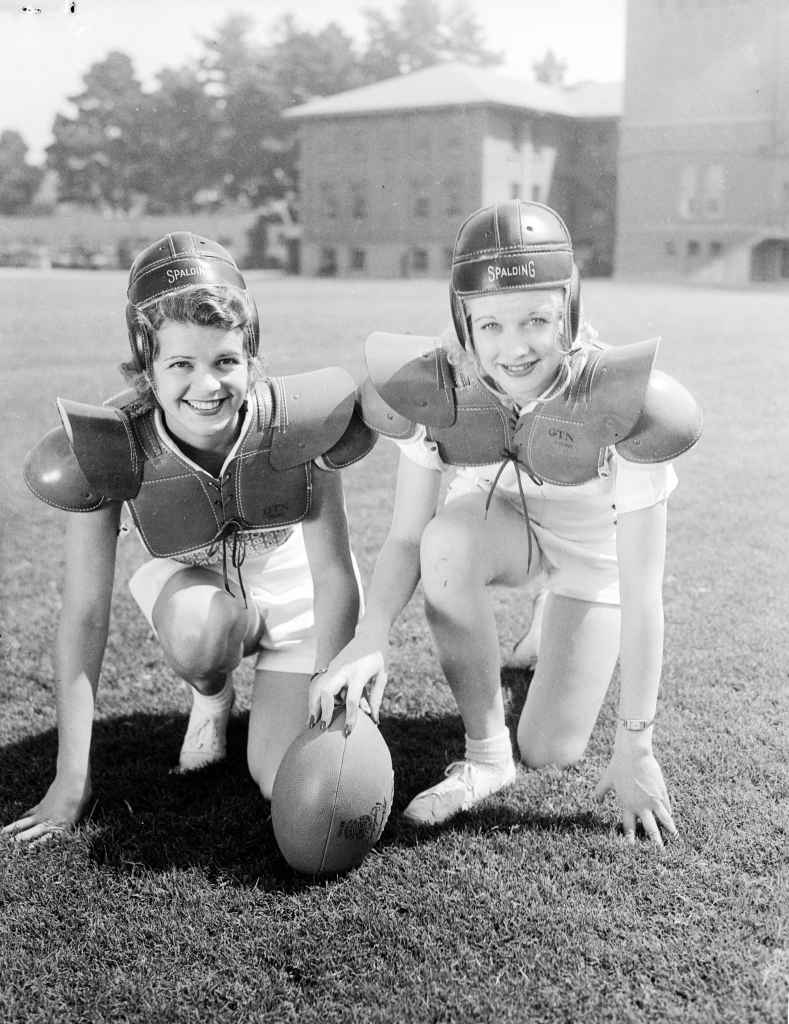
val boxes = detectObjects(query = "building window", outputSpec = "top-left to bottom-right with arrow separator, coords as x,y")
351,183 -> 368,221
319,247 -> 337,276
411,248 -> 429,273
444,176 -> 462,217
687,239 -> 700,257
414,195 -> 430,218
664,240 -> 676,257
511,183 -> 522,200
321,183 -> 338,220
679,165 -> 698,219
703,165 -> 725,219
709,240 -> 723,259
511,119 -> 523,149
350,248 -> 366,271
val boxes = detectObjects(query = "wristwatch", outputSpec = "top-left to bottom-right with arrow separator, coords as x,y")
618,716 -> 655,731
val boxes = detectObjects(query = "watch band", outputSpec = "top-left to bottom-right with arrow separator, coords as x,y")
618,716 -> 655,731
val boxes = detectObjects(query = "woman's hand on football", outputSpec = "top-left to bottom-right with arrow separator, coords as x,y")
307,643 -> 388,734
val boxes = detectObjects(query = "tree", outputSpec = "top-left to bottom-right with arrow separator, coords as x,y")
360,0 -> 503,78
532,49 -> 568,86
267,16 -> 364,106
138,66 -> 222,212
198,15 -> 289,203
46,51 -> 147,211
0,130 -> 43,213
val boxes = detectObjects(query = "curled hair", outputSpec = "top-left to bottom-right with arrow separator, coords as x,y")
442,301 -> 601,395
119,285 -> 264,408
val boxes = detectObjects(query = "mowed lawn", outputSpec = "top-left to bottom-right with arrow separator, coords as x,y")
0,270 -> 786,1024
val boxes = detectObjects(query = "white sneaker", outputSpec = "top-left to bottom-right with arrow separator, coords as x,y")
402,759 -> 517,826
175,691 -> 234,773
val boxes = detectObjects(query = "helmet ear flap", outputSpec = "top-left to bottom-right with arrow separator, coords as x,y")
450,286 -> 474,351
126,303 -> 152,371
567,263 -> 581,343
246,294 -> 260,357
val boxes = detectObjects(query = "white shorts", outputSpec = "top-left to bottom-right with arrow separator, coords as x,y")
128,528 -> 318,674
445,473 -> 621,605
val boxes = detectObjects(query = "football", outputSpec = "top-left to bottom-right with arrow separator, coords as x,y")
270,709 -> 394,876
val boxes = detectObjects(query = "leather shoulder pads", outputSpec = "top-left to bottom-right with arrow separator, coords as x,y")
321,403 -> 377,470
616,369 -> 703,463
359,377 -> 415,439
364,332 -> 457,429
268,367 -> 361,470
24,399 -> 142,510
57,398 -> 142,498
23,424 -> 111,512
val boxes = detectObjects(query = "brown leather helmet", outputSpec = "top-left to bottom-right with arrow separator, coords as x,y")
125,231 -> 259,369
450,200 -> 580,351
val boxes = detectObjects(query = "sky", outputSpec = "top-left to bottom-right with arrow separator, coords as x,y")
1,0 -> 626,162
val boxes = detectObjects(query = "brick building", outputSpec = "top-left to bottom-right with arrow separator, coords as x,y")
616,0 -> 789,283
284,63 -> 620,279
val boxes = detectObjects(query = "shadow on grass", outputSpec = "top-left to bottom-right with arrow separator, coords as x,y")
0,667 -> 594,886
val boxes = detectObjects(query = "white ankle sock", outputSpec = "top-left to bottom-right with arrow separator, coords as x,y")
465,729 -> 514,769
190,675 -> 233,714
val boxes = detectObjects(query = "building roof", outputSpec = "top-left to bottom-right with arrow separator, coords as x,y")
283,62 -> 622,121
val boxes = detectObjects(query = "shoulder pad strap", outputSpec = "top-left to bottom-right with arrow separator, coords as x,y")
269,367 -> 357,470
359,377 -> 415,439
321,403 -> 378,469
23,425 -> 110,512
616,370 -> 703,463
56,398 -> 142,499
102,387 -> 150,418
364,332 -> 456,428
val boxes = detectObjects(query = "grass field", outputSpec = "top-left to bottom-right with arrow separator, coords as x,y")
0,270 -> 786,1023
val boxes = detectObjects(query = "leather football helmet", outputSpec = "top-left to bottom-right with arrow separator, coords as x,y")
125,231 -> 259,369
449,200 -> 580,351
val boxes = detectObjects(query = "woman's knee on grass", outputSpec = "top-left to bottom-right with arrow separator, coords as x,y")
154,584 -> 249,685
516,717 -> 591,770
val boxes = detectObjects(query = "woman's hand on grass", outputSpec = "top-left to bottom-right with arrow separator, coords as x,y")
307,639 -> 388,734
1,776 -> 92,846
594,735 -> 677,847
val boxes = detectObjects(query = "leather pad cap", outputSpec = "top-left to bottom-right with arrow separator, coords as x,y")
127,232 -> 247,307
57,399 -> 141,500
359,377 -> 415,439
364,332 -> 456,428
128,257 -> 246,307
23,425 -> 109,512
616,370 -> 703,463
269,367 -> 358,470
321,406 -> 378,469
577,337 -> 660,442
452,249 -> 574,295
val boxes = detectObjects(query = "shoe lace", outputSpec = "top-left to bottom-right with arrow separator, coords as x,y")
444,760 -> 476,789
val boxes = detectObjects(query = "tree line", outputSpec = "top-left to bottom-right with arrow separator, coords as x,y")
1,1 -> 566,216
